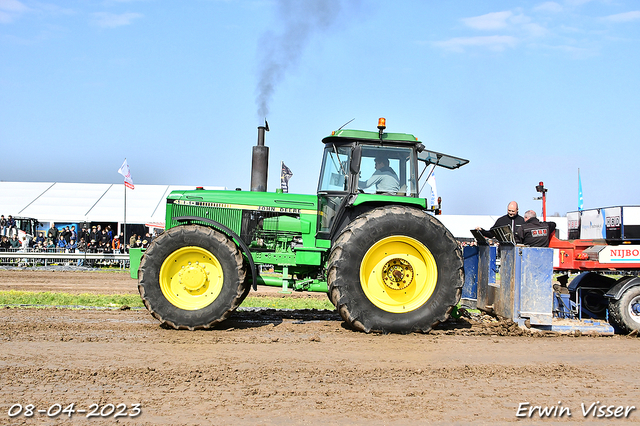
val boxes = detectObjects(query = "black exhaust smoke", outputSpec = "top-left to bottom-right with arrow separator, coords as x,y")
250,121 -> 269,192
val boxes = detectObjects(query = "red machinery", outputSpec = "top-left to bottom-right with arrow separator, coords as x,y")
549,206 -> 640,333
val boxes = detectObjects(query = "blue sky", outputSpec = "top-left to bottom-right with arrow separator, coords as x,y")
1,0 -> 639,216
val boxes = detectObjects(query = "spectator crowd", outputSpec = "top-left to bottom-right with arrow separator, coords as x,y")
0,219 -> 155,253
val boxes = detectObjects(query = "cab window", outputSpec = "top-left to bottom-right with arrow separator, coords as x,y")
318,145 -> 351,192
358,146 -> 416,196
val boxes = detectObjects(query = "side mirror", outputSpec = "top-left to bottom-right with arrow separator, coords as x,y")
350,146 -> 361,175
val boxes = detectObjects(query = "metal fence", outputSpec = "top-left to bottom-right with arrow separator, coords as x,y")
0,248 -> 130,269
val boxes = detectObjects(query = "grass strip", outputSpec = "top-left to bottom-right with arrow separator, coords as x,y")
0,290 -> 144,308
0,290 -> 335,310
241,296 -> 334,310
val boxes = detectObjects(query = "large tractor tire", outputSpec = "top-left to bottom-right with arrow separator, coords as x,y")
328,206 -> 463,333
608,286 -> 640,334
138,224 -> 248,330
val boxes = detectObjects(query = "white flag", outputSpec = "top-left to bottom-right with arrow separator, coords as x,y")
118,159 -> 135,189
427,167 -> 438,208
281,162 -> 293,193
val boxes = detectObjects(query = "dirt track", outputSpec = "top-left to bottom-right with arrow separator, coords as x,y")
0,270 -> 639,425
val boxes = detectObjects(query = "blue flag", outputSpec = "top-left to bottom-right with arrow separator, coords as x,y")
578,169 -> 583,211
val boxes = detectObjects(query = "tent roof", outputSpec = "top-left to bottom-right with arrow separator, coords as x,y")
0,182 -> 224,225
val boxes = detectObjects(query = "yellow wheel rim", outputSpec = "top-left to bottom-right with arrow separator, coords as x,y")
159,246 -> 224,310
360,236 -> 437,313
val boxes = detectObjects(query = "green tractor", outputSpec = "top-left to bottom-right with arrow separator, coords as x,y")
132,118 -> 469,333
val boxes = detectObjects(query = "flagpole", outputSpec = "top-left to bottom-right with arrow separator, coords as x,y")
123,157 -> 127,254
118,158 -> 133,253
124,178 -> 127,253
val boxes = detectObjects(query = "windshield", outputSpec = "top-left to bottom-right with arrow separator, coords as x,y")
318,145 -> 351,192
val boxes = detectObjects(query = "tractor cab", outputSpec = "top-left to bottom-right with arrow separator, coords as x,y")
12,216 -> 40,242
318,142 -> 418,196
317,118 -> 468,238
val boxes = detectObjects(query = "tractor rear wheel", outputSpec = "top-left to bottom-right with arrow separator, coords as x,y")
138,224 -> 248,330
328,206 -> 463,333
609,286 -> 640,334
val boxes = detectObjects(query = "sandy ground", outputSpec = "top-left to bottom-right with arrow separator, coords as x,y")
0,269 -> 639,425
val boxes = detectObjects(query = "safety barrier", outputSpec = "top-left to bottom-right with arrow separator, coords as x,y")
0,248 -> 129,269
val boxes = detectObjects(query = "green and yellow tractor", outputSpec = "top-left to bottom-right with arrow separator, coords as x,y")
130,118 -> 469,333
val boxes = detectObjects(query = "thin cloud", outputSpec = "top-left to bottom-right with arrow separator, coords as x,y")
37,3 -> 76,16
461,11 -> 512,30
602,11 -> 640,23
542,43 -> 597,59
523,22 -> 549,37
565,0 -> 595,6
433,35 -> 518,53
92,11 -> 143,28
0,0 -> 29,23
534,2 -> 563,13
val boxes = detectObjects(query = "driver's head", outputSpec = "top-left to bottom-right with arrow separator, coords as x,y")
507,201 -> 519,218
374,157 -> 389,169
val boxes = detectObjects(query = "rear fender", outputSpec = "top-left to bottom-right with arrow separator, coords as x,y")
605,276 -> 640,301
330,196 -> 426,242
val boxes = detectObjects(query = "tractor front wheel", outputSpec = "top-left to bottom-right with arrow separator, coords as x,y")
328,206 -> 463,333
138,225 -> 248,330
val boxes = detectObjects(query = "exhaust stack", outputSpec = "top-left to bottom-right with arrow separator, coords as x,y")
250,121 -> 269,192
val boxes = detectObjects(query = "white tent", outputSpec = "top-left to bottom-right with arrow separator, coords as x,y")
0,181 -> 225,227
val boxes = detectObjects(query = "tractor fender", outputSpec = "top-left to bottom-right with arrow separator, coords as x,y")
329,196 -> 425,242
175,216 -> 258,291
605,276 -> 640,301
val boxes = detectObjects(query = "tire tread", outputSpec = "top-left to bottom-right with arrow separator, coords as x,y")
328,206 -> 463,334
138,225 -> 248,330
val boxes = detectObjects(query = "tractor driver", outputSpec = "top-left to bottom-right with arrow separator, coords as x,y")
358,156 -> 400,195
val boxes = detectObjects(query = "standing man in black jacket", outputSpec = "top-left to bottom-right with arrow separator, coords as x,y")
476,201 -> 525,242
517,210 -> 556,247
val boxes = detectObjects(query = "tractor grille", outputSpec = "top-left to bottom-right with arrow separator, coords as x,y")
168,203 -> 243,235
167,201 -> 303,253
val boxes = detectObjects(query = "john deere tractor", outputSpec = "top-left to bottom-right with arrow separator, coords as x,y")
132,118 -> 469,333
